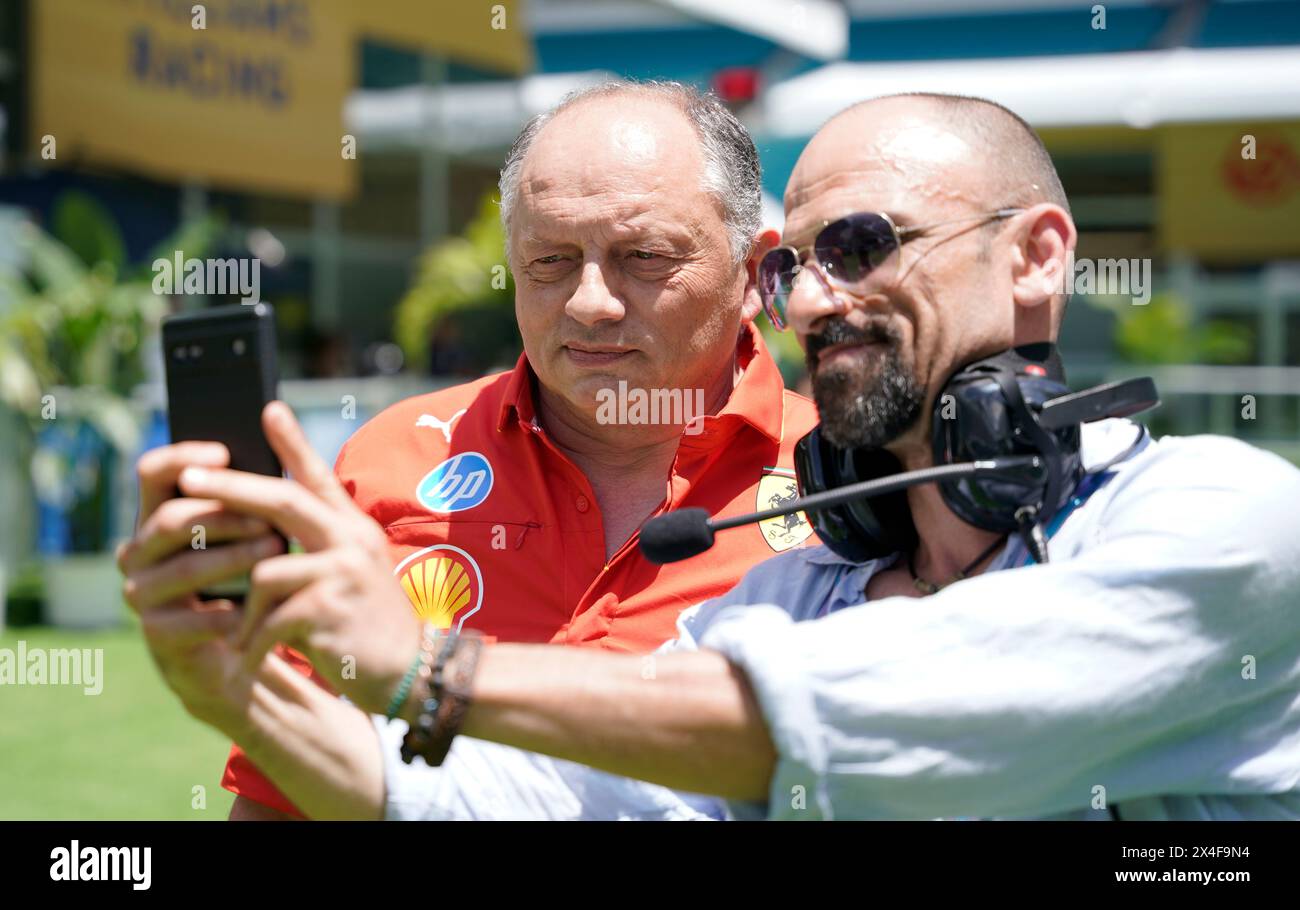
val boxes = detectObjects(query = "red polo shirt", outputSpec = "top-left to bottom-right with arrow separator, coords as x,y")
222,324 -> 819,815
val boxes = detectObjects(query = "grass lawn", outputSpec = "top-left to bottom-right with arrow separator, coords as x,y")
0,616 -> 236,820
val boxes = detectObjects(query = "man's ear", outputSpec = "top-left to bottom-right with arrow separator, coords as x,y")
741,228 -> 782,323
1010,203 -> 1076,312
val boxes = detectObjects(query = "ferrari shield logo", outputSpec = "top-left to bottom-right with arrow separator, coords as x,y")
757,467 -> 813,553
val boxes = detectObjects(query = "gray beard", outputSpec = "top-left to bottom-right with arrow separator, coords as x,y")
811,342 -> 926,450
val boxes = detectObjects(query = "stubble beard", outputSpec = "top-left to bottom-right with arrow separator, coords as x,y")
807,318 -> 926,451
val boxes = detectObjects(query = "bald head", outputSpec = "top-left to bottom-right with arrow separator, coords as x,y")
786,93 -> 1075,333
790,92 -> 1068,222
780,93 -> 1078,454
868,93 -> 1069,215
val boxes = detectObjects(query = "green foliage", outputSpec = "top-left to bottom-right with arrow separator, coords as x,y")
1093,292 -> 1254,366
756,316 -> 808,387
1,228 -> 150,456
394,194 -> 519,373
51,192 -> 127,274
0,193 -> 217,552
0,193 -> 218,452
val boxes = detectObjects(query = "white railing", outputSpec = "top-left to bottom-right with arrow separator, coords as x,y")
1071,363 -> 1300,462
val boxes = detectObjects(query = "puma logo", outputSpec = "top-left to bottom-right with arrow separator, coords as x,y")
416,409 -> 466,443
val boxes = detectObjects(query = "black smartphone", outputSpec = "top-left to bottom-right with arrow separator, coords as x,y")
162,302 -> 282,599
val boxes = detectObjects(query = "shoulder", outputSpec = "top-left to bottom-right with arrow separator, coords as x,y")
726,543 -> 852,597
335,371 -> 514,471
1110,431 -> 1300,503
674,545 -> 856,645
1090,430 -> 1300,570
672,543 -> 867,655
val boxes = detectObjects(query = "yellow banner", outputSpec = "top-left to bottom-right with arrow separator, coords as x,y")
1159,121 -> 1300,261
352,0 -> 532,74
32,0 -> 357,199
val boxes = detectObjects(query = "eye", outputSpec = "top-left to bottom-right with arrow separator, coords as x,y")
629,250 -> 658,260
523,253 -> 577,283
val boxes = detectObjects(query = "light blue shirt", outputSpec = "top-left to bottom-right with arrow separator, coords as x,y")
374,419 -> 1300,820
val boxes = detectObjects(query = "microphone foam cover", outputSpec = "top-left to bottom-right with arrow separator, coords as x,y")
639,508 -> 715,564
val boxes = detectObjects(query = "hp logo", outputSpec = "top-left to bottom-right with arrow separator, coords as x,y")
416,452 -> 494,513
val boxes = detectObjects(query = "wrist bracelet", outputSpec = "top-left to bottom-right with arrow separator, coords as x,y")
387,622 -> 437,721
400,629 -> 483,766
400,630 -> 457,764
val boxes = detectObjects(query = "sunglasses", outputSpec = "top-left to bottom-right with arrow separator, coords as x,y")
757,208 -> 1024,330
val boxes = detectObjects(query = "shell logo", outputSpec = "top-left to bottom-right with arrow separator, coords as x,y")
393,544 -> 484,631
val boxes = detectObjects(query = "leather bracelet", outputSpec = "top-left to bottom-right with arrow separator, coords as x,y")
400,629 -> 483,766
400,630 -> 456,764
428,630 -> 483,765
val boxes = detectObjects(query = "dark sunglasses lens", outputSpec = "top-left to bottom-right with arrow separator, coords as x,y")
815,213 -> 897,285
758,247 -> 798,329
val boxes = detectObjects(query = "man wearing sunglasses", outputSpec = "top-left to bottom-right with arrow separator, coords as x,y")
142,92 -> 1300,820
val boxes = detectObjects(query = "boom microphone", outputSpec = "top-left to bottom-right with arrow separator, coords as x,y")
639,508 -> 716,565
639,456 -> 1041,565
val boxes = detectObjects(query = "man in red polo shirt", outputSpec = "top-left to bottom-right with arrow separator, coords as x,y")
120,80 -> 818,818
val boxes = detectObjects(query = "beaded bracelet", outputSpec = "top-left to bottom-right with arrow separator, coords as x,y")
386,622 -> 438,721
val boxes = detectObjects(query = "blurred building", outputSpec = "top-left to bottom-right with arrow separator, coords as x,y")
2,0 -> 1299,420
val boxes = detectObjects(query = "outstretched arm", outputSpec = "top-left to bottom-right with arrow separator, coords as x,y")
448,644 -> 777,802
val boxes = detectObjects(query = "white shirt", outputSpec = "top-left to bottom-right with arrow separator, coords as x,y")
374,420 -> 1300,820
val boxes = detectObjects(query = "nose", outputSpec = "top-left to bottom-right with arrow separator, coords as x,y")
785,261 -> 851,337
565,260 -> 626,327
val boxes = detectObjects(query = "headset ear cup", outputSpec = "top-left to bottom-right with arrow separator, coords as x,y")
931,370 -> 1020,532
794,427 -> 916,562
847,447 -> 918,555
932,358 -> 1083,533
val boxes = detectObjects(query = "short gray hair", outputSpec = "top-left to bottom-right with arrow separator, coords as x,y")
498,80 -> 762,264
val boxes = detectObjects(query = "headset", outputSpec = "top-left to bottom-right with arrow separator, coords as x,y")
639,343 -> 1158,566
793,342 -> 1157,564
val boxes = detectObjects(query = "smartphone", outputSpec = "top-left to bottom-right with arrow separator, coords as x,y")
162,302 -> 282,600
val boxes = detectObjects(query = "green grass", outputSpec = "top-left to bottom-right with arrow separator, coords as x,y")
0,616 -> 236,820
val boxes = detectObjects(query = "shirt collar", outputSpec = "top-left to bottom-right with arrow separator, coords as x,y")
710,322 -> 786,444
496,352 -> 540,433
496,322 -> 787,444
